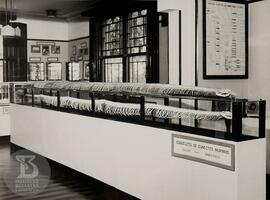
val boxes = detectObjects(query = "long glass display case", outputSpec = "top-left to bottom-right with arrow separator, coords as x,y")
16,81 -> 266,141
0,83 -> 9,105
10,81 -> 266,200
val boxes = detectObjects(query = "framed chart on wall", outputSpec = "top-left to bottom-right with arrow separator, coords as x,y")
203,0 -> 248,79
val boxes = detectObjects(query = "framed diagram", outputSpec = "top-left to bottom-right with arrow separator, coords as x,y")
31,45 -> 41,53
203,0 -> 248,79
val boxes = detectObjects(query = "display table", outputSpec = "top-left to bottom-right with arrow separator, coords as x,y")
11,104 -> 266,200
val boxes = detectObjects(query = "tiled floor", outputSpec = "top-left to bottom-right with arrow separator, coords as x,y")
0,141 -> 138,200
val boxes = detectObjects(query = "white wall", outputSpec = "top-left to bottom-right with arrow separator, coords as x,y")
158,0 -> 196,86
17,18 -> 90,41
17,17 -> 69,41
248,1 -> 270,116
68,20 -> 89,40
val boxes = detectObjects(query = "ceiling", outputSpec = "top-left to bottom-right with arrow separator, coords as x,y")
0,0 -> 264,21
0,0 -> 101,21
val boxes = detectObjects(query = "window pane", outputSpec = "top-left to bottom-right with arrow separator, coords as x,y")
102,16 -> 123,57
129,56 -> 147,83
105,58 -> 123,83
128,10 -> 147,54
29,62 -> 45,81
47,63 -> 62,80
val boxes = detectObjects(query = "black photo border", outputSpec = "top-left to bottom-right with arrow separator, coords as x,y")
203,0 -> 248,79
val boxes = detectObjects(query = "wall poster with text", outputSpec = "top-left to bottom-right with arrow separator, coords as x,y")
203,0 -> 248,79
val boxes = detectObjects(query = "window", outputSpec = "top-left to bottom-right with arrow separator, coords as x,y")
129,56 -> 147,83
90,3 -> 159,83
103,17 -> 123,57
101,9 -> 150,83
105,58 -> 123,82
47,62 -> 62,81
103,17 -> 123,82
127,10 -> 147,54
28,62 -> 45,81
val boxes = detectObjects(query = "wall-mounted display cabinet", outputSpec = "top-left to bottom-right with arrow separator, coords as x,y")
2,23 -> 27,82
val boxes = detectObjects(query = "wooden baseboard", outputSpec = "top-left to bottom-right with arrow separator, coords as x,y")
0,135 -> 10,143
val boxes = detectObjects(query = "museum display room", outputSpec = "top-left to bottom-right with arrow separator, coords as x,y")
0,0 -> 270,199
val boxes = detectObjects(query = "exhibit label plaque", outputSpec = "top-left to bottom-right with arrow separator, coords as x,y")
172,134 -> 235,171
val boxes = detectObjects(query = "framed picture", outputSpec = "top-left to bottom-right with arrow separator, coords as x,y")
47,57 -> 58,62
28,62 -> 45,81
78,56 -> 83,61
79,48 -> 88,55
203,0 -> 248,79
31,45 -> 41,53
51,46 -> 60,54
42,45 -> 50,56
29,57 -> 41,62
81,42 -> 87,48
83,61 -> 90,80
72,46 -> 76,56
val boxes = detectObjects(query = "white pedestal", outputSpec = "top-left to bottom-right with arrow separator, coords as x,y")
11,104 -> 266,200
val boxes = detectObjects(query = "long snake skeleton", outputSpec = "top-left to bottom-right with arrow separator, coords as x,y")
35,95 -> 232,120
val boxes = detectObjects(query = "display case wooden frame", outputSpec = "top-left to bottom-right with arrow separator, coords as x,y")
203,0 -> 248,79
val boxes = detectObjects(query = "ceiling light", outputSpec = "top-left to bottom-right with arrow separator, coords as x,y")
47,10 -> 57,18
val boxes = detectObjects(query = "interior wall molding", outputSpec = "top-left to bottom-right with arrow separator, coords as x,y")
27,36 -> 90,43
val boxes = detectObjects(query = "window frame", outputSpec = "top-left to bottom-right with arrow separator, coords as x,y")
98,5 -> 158,83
